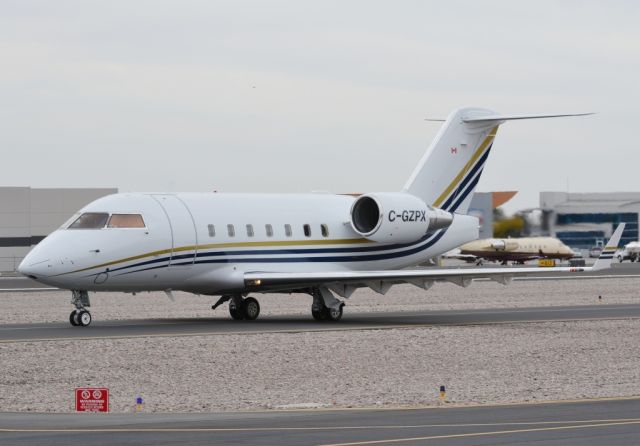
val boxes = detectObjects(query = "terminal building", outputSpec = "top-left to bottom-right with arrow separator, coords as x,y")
540,191 -> 640,248
0,187 -> 117,272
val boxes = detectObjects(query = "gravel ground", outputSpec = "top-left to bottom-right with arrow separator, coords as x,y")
1,320 -> 639,413
1,278 -> 639,413
0,277 -> 638,325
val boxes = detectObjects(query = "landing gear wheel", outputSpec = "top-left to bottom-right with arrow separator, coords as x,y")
229,301 -> 244,320
312,306 -> 327,321
326,304 -> 344,322
77,310 -> 92,327
69,310 -> 79,326
242,297 -> 260,321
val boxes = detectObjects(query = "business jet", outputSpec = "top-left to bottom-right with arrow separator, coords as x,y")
459,236 -> 575,264
19,107 -> 621,327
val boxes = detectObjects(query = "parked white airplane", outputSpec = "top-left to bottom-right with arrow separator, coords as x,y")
459,236 -> 575,264
19,107 -> 620,327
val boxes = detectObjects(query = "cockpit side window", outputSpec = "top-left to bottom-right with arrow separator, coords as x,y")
107,214 -> 146,228
68,213 -> 110,229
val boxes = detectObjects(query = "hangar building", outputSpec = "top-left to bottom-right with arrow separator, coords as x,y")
540,191 -> 639,249
0,187 -> 117,272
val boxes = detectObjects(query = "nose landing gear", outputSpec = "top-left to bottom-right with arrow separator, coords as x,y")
69,290 -> 92,327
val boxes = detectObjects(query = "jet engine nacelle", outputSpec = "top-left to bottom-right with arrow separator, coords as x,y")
350,192 -> 453,243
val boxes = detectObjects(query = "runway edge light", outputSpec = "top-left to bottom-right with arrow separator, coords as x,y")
439,385 -> 446,403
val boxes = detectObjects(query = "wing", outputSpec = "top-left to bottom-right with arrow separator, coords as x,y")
244,224 -> 624,297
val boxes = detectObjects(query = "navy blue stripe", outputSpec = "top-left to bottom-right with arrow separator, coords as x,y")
449,167 -> 484,214
92,231 -> 444,277
113,229 -> 449,277
440,144 -> 492,212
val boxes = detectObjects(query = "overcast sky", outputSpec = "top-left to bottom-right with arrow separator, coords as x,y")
1,1 -> 638,213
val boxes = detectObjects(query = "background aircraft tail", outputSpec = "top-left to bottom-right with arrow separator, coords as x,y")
402,108 -> 592,215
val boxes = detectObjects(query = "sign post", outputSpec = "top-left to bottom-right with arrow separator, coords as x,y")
75,388 -> 109,412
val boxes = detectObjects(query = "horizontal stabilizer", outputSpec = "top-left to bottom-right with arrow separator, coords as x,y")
462,112 -> 594,123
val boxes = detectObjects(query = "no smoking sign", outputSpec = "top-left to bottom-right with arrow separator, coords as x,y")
75,387 -> 109,412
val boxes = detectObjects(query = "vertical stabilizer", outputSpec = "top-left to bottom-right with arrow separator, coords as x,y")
402,107 -> 500,215
403,108 -> 592,215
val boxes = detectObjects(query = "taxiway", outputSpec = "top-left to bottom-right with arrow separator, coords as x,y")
1,397 -> 639,445
1,303 -> 639,343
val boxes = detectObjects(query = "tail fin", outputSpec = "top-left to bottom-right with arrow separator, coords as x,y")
402,108 -> 593,214
592,223 -> 625,271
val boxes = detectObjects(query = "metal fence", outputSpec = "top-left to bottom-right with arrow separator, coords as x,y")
0,257 -> 24,273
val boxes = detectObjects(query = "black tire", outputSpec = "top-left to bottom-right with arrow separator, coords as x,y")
229,300 -> 244,320
242,297 -> 260,321
312,305 -> 327,321
77,310 -> 92,327
70,310 -> 79,326
326,304 -> 344,322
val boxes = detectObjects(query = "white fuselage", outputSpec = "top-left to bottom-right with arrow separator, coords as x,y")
20,192 -> 478,294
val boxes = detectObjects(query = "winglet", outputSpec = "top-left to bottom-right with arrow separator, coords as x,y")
592,223 -> 625,271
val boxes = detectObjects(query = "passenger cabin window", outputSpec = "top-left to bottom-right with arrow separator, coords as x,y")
321,224 -> 329,237
227,224 -> 235,237
265,224 -> 273,237
68,213 -> 109,229
208,224 -> 215,237
284,224 -> 292,237
246,224 -> 254,237
107,214 -> 146,228
303,224 -> 312,237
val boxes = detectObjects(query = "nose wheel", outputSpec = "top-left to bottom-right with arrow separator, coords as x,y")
69,290 -> 92,327
70,309 -> 92,327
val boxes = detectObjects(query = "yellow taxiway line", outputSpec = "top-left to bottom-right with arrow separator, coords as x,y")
320,420 -> 640,446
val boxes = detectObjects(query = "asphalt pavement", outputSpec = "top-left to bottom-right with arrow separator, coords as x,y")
1,303 -> 639,343
1,397 -> 639,445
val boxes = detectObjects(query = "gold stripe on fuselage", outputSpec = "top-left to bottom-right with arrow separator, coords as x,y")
65,237 -> 373,275
432,126 -> 498,208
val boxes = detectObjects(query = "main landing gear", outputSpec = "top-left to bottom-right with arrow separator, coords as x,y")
69,290 -> 92,327
210,287 -> 345,322
310,287 -> 344,322
212,295 -> 261,321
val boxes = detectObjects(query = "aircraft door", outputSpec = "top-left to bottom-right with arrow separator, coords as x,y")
151,194 -> 197,266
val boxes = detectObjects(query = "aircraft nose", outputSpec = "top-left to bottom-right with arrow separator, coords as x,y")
18,252 -> 53,279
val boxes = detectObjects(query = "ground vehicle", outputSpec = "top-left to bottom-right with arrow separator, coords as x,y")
616,242 -> 640,262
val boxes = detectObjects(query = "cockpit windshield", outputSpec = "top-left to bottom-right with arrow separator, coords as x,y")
66,213 -> 146,229
68,213 -> 110,229
107,214 -> 146,228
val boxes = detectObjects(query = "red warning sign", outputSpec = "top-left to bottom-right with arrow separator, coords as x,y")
75,388 -> 109,412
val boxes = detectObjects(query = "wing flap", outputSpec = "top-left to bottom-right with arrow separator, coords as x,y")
244,264 -> 588,292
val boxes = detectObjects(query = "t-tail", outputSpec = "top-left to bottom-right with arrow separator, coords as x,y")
402,108 -> 593,215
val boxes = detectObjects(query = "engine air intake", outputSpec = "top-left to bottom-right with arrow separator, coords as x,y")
351,196 -> 380,234
350,193 -> 454,243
